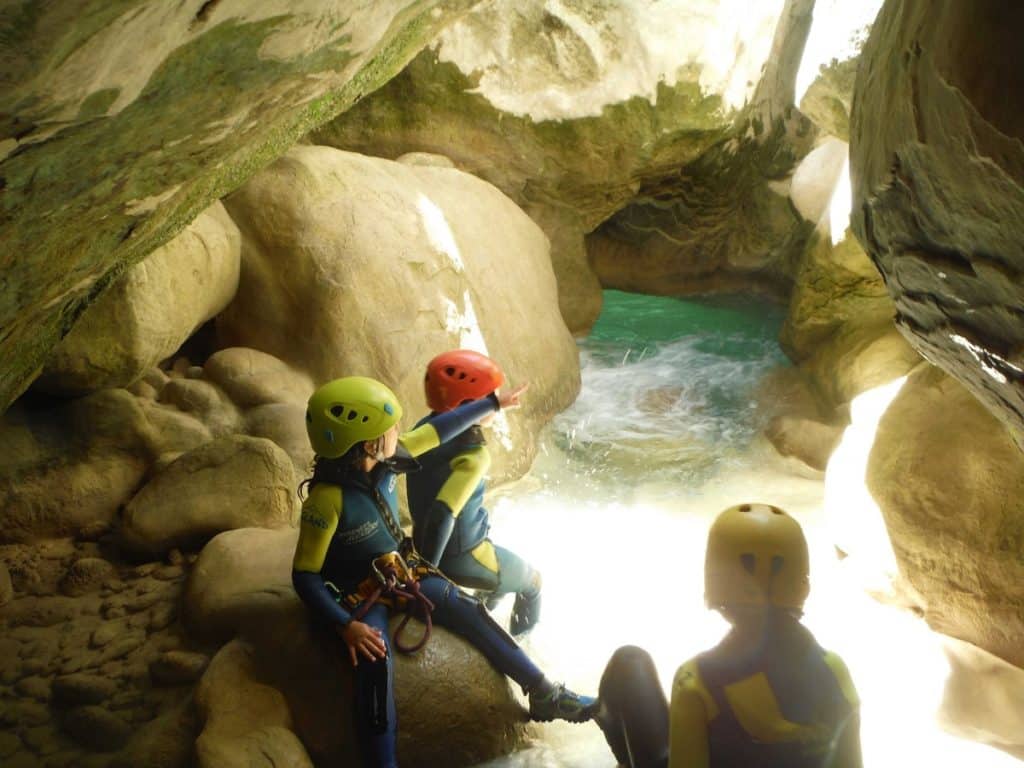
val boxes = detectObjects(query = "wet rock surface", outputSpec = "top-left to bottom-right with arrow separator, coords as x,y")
868,365 -> 1024,668
850,0 -> 1024,446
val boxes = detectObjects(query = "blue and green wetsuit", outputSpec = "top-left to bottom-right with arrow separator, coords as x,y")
291,395 -> 547,768
597,614 -> 862,768
406,414 -> 541,633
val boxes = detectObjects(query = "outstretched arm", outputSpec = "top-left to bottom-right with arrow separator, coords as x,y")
292,485 -> 353,628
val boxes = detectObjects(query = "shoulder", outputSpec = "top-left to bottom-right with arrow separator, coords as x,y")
672,657 -> 718,719
821,648 -> 860,707
301,484 -> 343,529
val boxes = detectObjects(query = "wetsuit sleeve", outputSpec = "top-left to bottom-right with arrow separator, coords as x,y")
669,659 -> 713,768
823,652 -> 863,768
418,447 -> 491,566
291,485 -> 353,627
399,394 -> 499,457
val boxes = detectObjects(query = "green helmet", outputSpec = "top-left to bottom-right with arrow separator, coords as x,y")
704,503 -> 810,612
305,377 -> 403,459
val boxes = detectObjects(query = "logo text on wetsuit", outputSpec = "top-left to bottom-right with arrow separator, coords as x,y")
339,520 -> 379,545
301,510 -> 330,530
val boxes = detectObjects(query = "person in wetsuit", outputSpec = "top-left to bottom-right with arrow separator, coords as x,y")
595,503 -> 862,768
292,376 -> 594,768
407,350 -> 543,636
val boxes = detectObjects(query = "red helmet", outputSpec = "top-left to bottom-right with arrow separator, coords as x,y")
425,350 -> 504,412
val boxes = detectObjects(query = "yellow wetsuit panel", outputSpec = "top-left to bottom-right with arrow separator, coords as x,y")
469,540 -> 500,574
823,651 -> 860,708
669,659 -> 712,768
398,422 -> 441,458
436,448 -> 490,518
293,484 -> 342,573
723,673 -> 830,745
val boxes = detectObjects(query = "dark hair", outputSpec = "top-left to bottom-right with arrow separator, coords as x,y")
297,443 -> 367,499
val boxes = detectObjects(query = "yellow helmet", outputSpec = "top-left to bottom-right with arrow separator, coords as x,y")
305,377 -> 403,459
704,503 -> 810,612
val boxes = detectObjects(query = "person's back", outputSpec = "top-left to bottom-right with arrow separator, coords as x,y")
595,503 -> 862,768
672,609 -> 859,767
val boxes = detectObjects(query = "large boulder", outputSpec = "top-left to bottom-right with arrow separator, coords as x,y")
316,1 -> 811,331
850,0 -> 1024,446
867,365 -> 1024,667
36,202 -> 241,395
121,436 -> 299,557
218,145 -> 580,482
0,1 -> 484,413
185,527 -> 530,767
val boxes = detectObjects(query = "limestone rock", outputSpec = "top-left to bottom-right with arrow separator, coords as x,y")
61,706 -> 132,752
121,436 -> 298,557
764,416 -> 843,472
939,636 -> 1024,756
788,138 -> 847,228
203,348 -> 314,409
782,232 -> 921,407
799,56 -> 857,141
1,2 -> 484,412
186,527 -> 530,766
52,674 -> 119,708
112,698 -> 197,768
157,377 -> 240,437
850,0 -> 1024,444
867,365 -> 1024,667
0,388 -> 216,542
243,403 -> 314,472
317,2 -> 805,331
149,651 -> 210,686
219,145 -> 580,483
60,558 -> 118,597
184,528 -> 299,646
0,562 -> 12,606
196,640 -> 313,768
37,203 -> 241,394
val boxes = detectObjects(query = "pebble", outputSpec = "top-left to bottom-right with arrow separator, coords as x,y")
62,706 -> 132,752
7,751 -> 41,768
0,730 -> 22,757
0,561 -> 13,606
15,675 -> 52,701
59,656 -> 87,675
11,699 -> 50,726
149,650 -> 209,686
60,559 -> 117,597
22,724 -> 60,755
128,611 -> 150,630
148,603 -> 177,632
90,622 -> 122,649
97,632 -> 145,664
153,565 -> 183,581
167,548 -> 185,566
52,674 -> 118,707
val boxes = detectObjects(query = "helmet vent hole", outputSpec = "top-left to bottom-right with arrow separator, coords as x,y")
458,372 -> 466,379
362,416 -> 369,423
330,406 -> 344,417
740,553 -> 756,574
445,366 -> 456,376
347,411 -> 358,421
771,556 -> 785,574
738,504 -> 752,512
469,377 -> 476,383
305,410 -> 312,423
770,506 -> 783,515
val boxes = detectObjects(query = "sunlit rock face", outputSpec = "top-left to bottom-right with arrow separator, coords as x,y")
0,0 -> 482,413
586,0 -> 818,298
218,145 -> 580,482
850,0 -> 1024,446
187,528 -> 530,767
867,365 -> 1024,668
35,202 -> 241,395
315,0 -> 803,331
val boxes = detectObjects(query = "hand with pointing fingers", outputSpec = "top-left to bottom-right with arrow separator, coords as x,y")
498,383 -> 529,410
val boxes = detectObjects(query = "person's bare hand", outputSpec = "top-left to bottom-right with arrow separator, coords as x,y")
498,383 -> 529,410
339,620 -> 387,666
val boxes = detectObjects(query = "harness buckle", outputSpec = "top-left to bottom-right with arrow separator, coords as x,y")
371,551 -> 414,589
